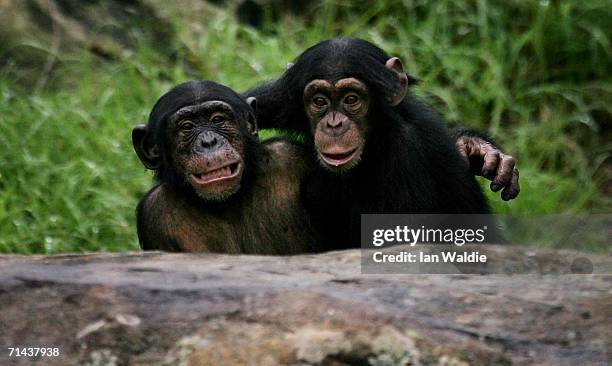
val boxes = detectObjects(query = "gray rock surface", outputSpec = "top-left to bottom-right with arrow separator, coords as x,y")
0,247 -> 610,365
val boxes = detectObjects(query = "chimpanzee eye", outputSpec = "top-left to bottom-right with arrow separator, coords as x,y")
344,94 -> 359,105
179,120 -> 195,130
211,115 -> 225,123
313,96 -> 328,107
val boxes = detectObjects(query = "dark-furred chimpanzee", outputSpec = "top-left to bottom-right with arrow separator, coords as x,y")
132,80 -> 317,254
245,38 -> 518,248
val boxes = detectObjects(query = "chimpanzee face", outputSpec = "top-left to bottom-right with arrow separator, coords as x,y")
303,78 -> 370,172
133,81 -> 259,202
167,100 -> 249,201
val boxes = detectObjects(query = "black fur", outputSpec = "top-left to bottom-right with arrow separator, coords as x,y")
246,38 -> 493,249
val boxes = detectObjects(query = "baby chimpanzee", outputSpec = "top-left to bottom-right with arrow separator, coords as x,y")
133,81 -> 317,254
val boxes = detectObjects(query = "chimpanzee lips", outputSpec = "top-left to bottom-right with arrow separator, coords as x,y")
191,162 -> 241,185
319,147 -> 359,166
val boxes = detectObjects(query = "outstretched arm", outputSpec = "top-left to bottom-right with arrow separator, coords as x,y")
452,128 -> 520,201
243,81 -> 291,130
246,78 -> 521,200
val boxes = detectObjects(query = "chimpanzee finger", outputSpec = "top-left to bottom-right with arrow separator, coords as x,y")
481,151 -> 500,180
490,155 -> 515,192
501,168 -> 520,201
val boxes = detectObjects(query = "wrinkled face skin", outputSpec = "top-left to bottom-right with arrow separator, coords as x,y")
168,100 -> 247,201
303,78 -> 369,172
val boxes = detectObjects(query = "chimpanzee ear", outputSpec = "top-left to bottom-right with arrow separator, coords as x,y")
385,57 -> 409,106
246,97 -> 259,136
132,124 -> 161,170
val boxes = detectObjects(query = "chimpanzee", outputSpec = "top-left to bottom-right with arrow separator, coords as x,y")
132,80 -> 317,254
245,38 -> 519,248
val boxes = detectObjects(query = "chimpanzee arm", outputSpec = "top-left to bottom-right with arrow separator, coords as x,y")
243,81 -> 289,130
246,80 -> 520,200
244,77 -> 313,135
452,128 -> 520,201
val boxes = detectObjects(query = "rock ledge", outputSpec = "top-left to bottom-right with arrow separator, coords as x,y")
0,247 -> 610,365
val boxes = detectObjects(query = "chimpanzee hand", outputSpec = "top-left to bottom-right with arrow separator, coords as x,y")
455,133 -> 520,201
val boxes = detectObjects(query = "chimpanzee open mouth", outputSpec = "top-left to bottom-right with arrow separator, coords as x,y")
191,162 -> 241,185
319,147 -> 359,166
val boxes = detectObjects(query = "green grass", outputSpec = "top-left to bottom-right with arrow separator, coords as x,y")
0,1 -> 610,253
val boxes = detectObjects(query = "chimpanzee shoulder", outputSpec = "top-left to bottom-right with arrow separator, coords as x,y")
254,137 -> 319,246
261,137 -> 313,175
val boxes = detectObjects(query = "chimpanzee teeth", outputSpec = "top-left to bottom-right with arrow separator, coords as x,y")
201,166 -> 231,180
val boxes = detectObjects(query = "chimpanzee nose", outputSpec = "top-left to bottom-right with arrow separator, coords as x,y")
327,119 -> 342,129
197,131 -> 219,151
324,113 -> 349,135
